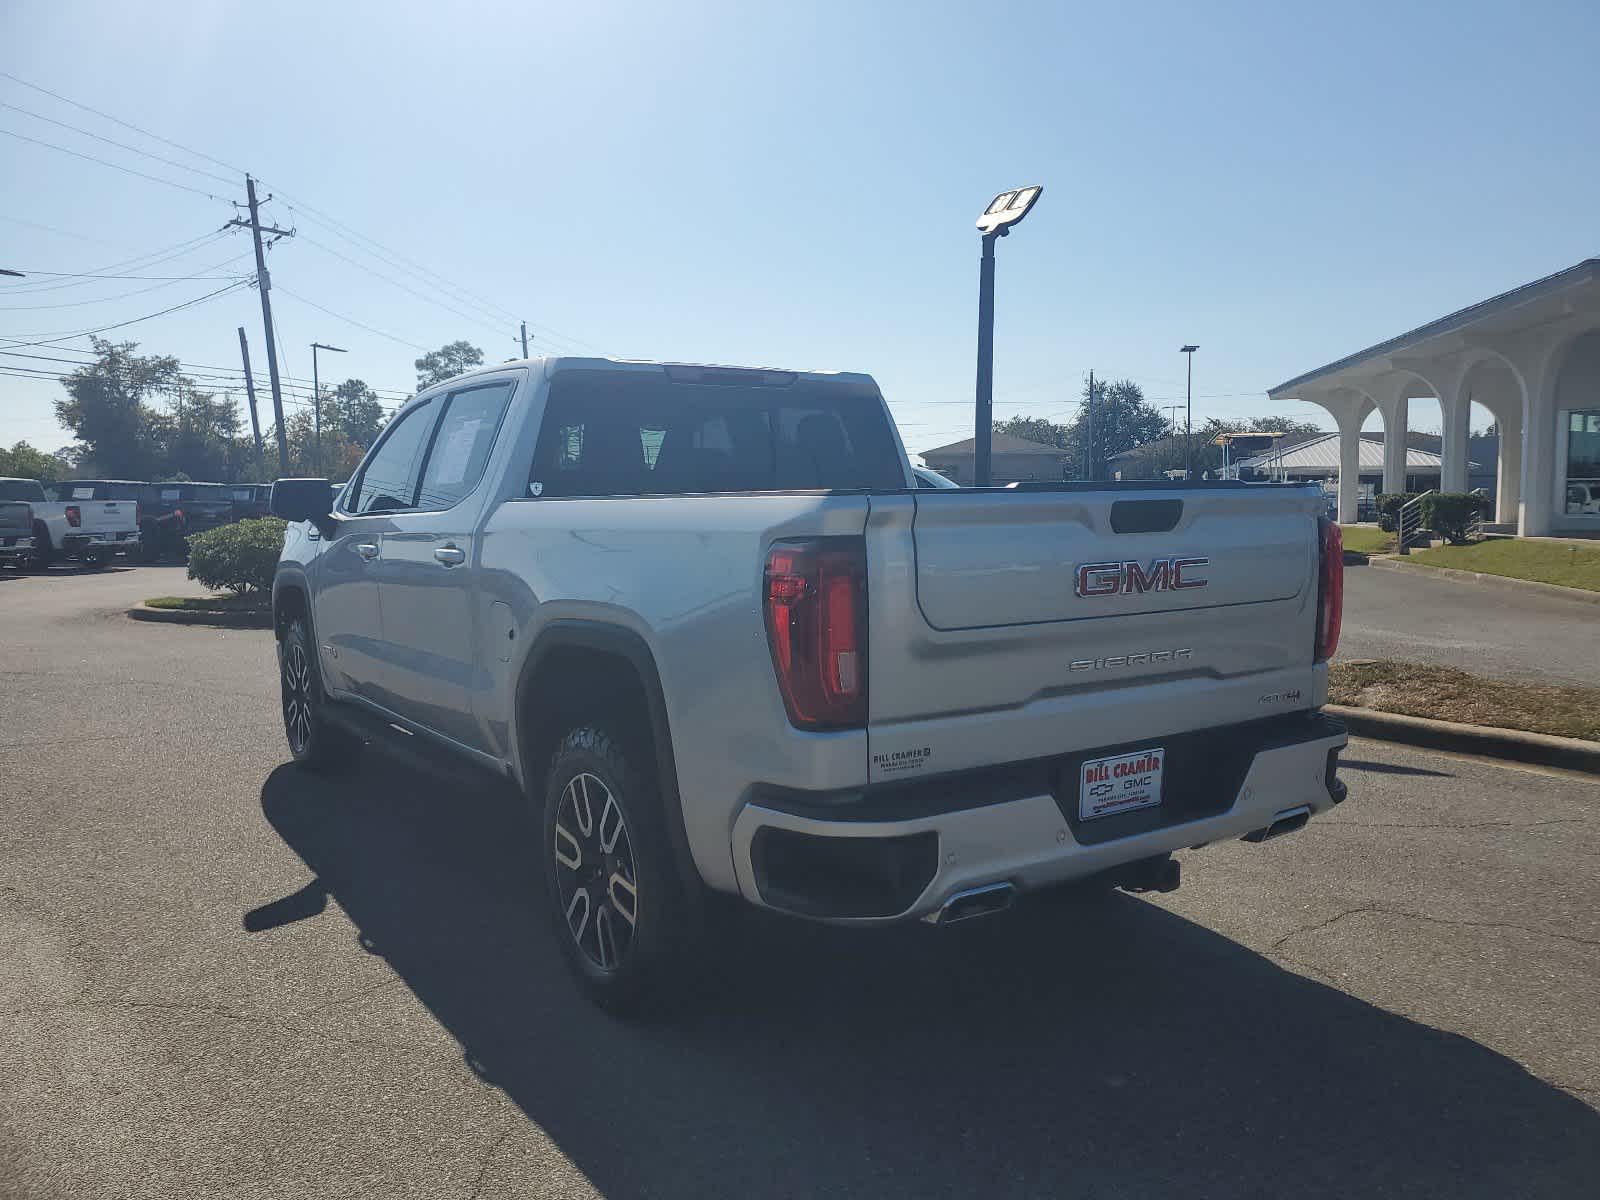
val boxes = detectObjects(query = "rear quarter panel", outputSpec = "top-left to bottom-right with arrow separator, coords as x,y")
478,492 -> 875,892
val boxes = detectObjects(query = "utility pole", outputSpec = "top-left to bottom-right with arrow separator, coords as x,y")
520,321 -> 530,358
238,327 -> 265,476
227,176 -> 294,475
1084,369 -> 1095,481
310,342 -> 347,478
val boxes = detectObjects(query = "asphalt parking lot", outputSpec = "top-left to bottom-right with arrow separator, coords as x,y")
2,565 -> 1598,1199
1341,559 -> 1600,686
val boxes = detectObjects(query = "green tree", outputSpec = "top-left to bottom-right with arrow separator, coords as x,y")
993,415 -> 1071,448
1249,415 -> 1323,438
54,338 -> 181,478
0,441 -> 70,481
414,340 -> 483,390
327,379 -> 387,448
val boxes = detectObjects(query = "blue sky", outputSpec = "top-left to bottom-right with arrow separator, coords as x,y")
3,0 -> 1596,459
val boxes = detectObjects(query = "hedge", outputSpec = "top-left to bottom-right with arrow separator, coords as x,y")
1374,492 -> 1421,532
1418,492 -> 1489,546
186,517 -> 287,598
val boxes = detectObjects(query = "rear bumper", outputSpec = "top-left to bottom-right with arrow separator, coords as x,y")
730,712 -> 1347,924
61,532 -> 140,553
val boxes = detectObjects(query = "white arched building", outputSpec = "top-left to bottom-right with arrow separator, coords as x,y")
1270,258 -> 1600,536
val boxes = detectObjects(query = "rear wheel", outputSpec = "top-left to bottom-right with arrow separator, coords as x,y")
542,724 -> 697,1013
29,526 -> 53,571
279,617 -> 357,770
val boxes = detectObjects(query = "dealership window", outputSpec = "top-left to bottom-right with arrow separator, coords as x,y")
1565,411 -> 1600,516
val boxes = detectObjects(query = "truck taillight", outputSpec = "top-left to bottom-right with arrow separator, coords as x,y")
764,538 -> 868,731
65,505 -> 81,528
1316,517 -> 1343,663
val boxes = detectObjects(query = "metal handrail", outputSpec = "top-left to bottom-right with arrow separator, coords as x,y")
1396,489 -> 1436,555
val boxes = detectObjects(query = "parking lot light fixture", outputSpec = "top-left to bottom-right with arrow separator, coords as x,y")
310,342 -> 347,476
973,185 -> 1043,488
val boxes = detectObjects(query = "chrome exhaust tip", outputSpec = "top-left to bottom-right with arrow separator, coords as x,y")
934,882 -> 1016,925
1242,804 -> 1313,844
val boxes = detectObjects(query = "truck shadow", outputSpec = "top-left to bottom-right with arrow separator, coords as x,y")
254,757 -> 1600,1199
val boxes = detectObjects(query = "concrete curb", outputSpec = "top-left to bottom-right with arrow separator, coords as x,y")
1368,554 -> 1600,606
127,604 -> 272,629
1326,703 -> 1600,776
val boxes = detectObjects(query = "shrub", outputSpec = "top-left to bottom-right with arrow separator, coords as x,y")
1419,492 -> 1489,545
186,517 -> 286,598
1374,492 -> 1420,532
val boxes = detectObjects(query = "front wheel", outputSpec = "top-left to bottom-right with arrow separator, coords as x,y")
279,617 -> 357,770
542,724 -> 697,1013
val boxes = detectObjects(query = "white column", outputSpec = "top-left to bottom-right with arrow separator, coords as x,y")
1337,418 -> 1362,523
1383,396 -> 1409,495
1496,405 -> 1522,525
1440,393 -> 1470,492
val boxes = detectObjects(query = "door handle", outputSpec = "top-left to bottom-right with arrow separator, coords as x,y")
433,545 -> 466,567
356,542 -> 379,560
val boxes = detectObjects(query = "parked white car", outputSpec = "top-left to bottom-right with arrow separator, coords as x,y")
0,478 -> 141,567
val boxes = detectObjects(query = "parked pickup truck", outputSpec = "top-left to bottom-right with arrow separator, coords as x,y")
270,357 -> 1347,1010
0,477 -> 140,567
0,497 -> 35,567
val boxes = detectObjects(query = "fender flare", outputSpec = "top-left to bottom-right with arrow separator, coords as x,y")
513,619 -> 699,894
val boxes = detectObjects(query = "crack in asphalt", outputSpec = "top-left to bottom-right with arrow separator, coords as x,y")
468,1122 -> 516,1200
1268,903 -> 1600,956
1321,817 -> 1592,832
0,996 -> 444,1055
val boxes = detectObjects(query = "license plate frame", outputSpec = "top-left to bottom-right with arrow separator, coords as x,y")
1078,746 -> 1165,821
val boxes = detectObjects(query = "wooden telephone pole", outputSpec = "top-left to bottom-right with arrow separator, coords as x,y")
237,326 -> 266,476
227,176 -> 293,475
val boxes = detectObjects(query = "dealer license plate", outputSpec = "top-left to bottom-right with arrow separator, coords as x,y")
1079,746 -> 1165,821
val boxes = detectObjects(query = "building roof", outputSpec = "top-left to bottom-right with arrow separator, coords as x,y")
1235,433 -> 1463,473
1269,258 -> 1600,397
921,432 -> 1067,457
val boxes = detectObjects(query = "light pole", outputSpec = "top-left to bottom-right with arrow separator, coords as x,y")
972,185 -> 1043,487
310,342 -> 347,476
1180,344 -> 1199,478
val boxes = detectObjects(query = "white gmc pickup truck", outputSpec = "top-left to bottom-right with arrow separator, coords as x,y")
0,477 -> 140,567
271,357 -> 1348,1009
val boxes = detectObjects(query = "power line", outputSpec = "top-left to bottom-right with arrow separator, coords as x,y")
0,126 -> 227,201
275,192 -> 603,354
0,213 -> 119,247
0,346 -> 411,397
0,70 -> 244,178
273,286 -> 430,352
0,280 -> 253,347
0,254 -> 254,310
0,100 -> 238,187
0,230 -> 235,294
293,232 -> 517,343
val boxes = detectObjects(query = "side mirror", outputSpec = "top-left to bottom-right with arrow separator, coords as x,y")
271,478 -> 335,536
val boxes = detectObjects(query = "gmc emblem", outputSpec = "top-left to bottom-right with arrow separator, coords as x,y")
1075,556 -> 1209,597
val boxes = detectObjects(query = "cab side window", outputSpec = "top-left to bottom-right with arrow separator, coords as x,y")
349,401 -> 436,514
414,381 -> 515,511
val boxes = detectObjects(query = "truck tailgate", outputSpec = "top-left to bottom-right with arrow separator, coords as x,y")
75,500 -> 137,533
864,484 -> 1329,780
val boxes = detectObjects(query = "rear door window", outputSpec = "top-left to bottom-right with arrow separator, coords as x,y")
530,372 -> 901,497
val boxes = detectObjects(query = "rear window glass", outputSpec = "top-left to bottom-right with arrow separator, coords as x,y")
0,480 -> 44,501
530,373 -> 902,497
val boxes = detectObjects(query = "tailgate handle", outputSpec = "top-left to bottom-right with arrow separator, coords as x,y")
1111,498 -> 1183,534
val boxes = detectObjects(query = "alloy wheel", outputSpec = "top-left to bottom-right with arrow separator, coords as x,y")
282,640 -> 314,754
553,771 -> 639,971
